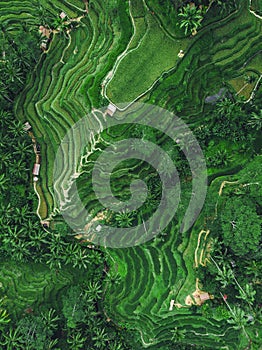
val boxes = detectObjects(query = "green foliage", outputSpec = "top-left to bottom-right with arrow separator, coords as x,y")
0,298 -> 10,328
247,110 -> 262,131
115,211 -> 134,228
178,3 -> 203,35
220,197 -> 261,256
15,309 -> 59,349
67,330 -> 87,349
62,286 -> 86,329
236,283 -> 256,305
227,306 -> 249,330
215,264 -> 234,288
0,0 -> 261,349
236,156 -> 262,206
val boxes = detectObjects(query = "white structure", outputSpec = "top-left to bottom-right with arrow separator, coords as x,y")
106,103 -> 117,117
33,163 -> 40,176
24,122 -> 32,131
60,11 -> 67,19
169,299 -> 175,311
178,50 -> 184,58
96,225 -> 102,232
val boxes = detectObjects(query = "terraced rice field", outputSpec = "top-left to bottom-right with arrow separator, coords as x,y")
105,0 -> 190,104
2,0 -> 261,347
0,260 -> 80,318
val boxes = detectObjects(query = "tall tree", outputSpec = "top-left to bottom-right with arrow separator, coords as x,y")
247,110 -> 262,131
220,197 -> 261,256
178,4 -> 203,35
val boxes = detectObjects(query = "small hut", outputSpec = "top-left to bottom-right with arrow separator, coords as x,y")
23,122 -> 32,131
32,163 -> 40,176
194,292 -> 214,305
199,293 -> 211,303
60,11 -> 67,19
106,103 -> 117,117
40,40 -> 48,51
39,26 -> 51,39
169,299 -> 175,311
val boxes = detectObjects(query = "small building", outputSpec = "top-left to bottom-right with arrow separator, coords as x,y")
33,163 -> 40,176
40,40 -> 48,51
169,299 -> 175,311
60,11 -> 67,19
199,293 -> 211,303
178,50 -> 184,58
39,26 -> 51,39
106,103 -> 117,117
33,176 -> 39,182
24,122 -> 32,131
96,224 -> 102,232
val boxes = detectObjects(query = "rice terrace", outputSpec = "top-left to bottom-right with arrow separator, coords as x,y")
0,0 -> 261,349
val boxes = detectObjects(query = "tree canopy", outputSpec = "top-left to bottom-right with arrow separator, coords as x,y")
220,197 -> 261,256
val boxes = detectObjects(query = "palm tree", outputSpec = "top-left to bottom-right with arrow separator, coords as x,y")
8,120 -> 27,138
92,327 -> 109,348
104,270 -> 121,286
0,110 -> 12,127
14,204 -> 31,224
0,298 -> 10,327
46,338 -> 59,349
48,232 -> 67,255
11,239 -> 31,262
108,341 -> 123,350
0,152 -> 12,171
215,264 -> 234,288
171,327 -> 186,342
115,211 -> 134,227
227,306 -> 249,330
245,260 -> 262,282
32,1 -> 53,27
236,283 -> 256,306
64,243 -> 90,269
247,110 -> 262,131
244,74 -> 256,84
0,173 -> 8,192
0,81 -> 12,104
211,149 -> 232,167
41,309 -> 59,333
89,249 -> 103,265
0,328 -> 23,349
215,97 -> 235,117
10,159 -> 28,179
28,228 -> 48,252
13,140 -> 32,158
221,294 -> 250,341
67,331 -> 87,349
178,4 -> 203,35
3,61 -> 24,85
84,281 -> 102,301
46,253 -> 63,270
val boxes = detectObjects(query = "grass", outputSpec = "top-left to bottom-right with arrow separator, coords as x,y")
106,11 -> 189,105
229,71 -> 258,99
245,51 -> 262,72
0,258 -> 83,319
4,0 -> 260,347
251,0 -> 262,14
